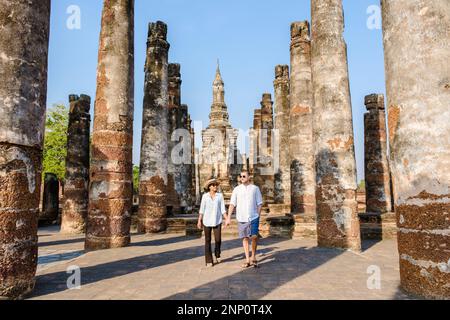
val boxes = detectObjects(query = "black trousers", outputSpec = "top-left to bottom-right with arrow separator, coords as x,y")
204,224 -> 222,264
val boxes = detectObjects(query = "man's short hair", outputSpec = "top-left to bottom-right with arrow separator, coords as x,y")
240,170 -> 249,175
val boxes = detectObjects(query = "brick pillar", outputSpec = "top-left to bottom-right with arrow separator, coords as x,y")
167,63 -> 182,214
382,0 -> 450,299
138,21 -> 170,233
40,173 -> 60,224
253,94 -> 275,205
273,65 -> 291,206
61,95 -> 91,234
0,0 -> 50,299
289,21 -> 316,217
86,0 -> 134,251
311,0 -> 361,251
188,115 -> 196,211
178,104 -> 194,212
364,94 -> 392,214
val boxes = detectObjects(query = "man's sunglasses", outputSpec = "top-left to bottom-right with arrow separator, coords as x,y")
240,175 -> 248,178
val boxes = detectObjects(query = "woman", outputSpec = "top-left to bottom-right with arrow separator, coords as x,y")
197,178 -> 227,267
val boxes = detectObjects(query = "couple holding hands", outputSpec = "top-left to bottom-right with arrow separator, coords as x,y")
197,171 -> 263,268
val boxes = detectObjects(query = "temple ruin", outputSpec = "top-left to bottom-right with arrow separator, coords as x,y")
0,0 -> 448,300
199,64 -> 242,201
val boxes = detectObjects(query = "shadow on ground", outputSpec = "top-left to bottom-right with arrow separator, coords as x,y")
32,237 -> 288,297
164,242 -> 344,300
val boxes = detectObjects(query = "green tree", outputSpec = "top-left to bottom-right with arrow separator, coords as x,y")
43,104 -> 69,181
358,180 -> 366,191
133,165 -> 140,193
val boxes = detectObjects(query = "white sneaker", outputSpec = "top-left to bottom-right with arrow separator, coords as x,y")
206,263 -> 214,268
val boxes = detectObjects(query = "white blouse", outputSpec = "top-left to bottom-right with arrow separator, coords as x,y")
199,192 -> 226,227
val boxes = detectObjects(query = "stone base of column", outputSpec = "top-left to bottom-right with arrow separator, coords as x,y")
60,222 -> 85,235
359,212 -> 397,240
85,235 -> 130,252
60,205 -> 86,235
317,223 -> 361,251
267,204 -> 291,216
137,215 -> 168,234
138,178 -> 168,233
316,191 -> 361,252
291,214 -> 317,239
399,259 -> 450,300
0,143 -> 41,300
0,279 -> 35,301
396,202 -> 450,299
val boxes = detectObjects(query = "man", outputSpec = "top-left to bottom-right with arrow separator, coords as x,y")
226,171 -> 263,268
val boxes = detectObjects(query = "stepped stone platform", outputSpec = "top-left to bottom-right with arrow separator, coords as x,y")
130,211 -> 398,241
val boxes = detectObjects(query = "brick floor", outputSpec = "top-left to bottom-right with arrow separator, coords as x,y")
29,226 -> 418,300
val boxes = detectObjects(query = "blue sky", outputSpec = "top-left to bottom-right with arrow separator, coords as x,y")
47,0 -> 386,182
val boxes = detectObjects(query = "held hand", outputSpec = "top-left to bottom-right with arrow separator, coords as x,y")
197,221 -> 202,230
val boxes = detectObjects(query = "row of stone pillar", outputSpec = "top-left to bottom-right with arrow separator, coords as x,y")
0,0 -> 447,300
0,0 -> 194,299
269,0 -> 449,298
272,2 -> 393,248
138,21 -> 195,233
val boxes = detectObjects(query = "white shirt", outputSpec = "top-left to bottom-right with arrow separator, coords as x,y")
230,184 -> 263,223
199,192 -> 226,227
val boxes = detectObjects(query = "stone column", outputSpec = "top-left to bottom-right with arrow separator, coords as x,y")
253,94 -> 275,205
61,95 -> 91,234
177,104 -> 194,212
382,0 -> 450,299
86,0 -> 134,251
40,173 -> 60,224
311,0 -> 361,251
138,21 -> 170,233
167,63 -> 182,214
273,65 -> 291,205
0,0 -> 51,299
290,21 -> 316,217
364,94 -> 392,214
188,115 -> 196,212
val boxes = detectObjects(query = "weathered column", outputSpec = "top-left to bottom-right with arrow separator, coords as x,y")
364,94 -> 392,214
188,114 -> 196,212
0,0 -> 51,299
382,0 -> 450,299
167,63 -> 182,214
86,0 -> 134,251
311,0 -> 361,251
177,104 -> 194,212
290,21 -> 316,217
253,94 -> 275,205
273,65 -> 291,205
138,21 -> 170,233
61,95 -> 91,234
40,173 -> 60,224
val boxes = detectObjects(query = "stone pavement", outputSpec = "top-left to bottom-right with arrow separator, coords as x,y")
30,226 -> 418,300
